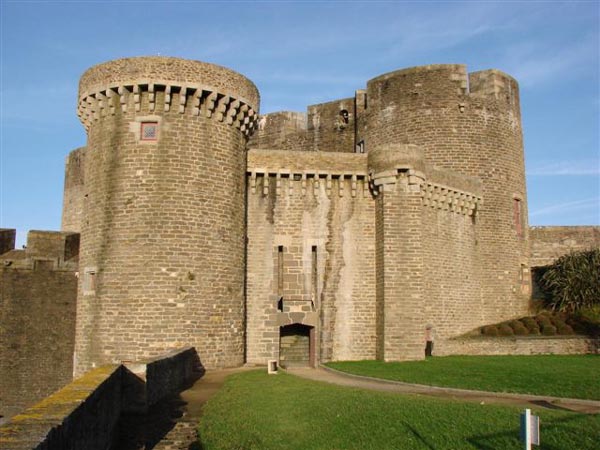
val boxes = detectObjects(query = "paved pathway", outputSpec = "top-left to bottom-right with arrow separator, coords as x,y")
287,366 -> 600,414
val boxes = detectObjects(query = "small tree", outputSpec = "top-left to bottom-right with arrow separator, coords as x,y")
539,248 -> 600,312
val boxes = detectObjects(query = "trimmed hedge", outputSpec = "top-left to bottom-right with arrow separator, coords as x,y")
475,311 -> 594,337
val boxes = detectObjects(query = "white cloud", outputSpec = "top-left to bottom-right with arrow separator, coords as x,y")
501,32 -> 597,87
527,160 -> 600,176
530,197 -> 600,218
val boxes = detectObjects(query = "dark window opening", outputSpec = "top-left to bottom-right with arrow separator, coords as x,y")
311,246 -> 317,310
513,198 -> 523,237
339,109 -> 349,124
277,245 -> 284,296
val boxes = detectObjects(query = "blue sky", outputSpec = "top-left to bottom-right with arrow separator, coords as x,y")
1,1 -> 599,247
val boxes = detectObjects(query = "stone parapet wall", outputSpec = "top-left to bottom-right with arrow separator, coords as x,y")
24,230 -> 79,264
428,165 -> 483,197
530,226 -> 600,267
0,365 -> 123,450
251,111 -> 308,151
77,80 -> 259,136
77,58 -> 259,136
250,97 -> 359,153
437,336 -> 599,356
0,348 -> 203,449
249,149 -> 367,175
79,57 -> 259,112
142,347 -> 204,406
306,98 -> 356,153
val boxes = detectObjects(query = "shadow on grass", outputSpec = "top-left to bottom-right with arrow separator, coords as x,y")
403,422 -> 437,449
529,400 -> 573,412
467,414 -> 592,450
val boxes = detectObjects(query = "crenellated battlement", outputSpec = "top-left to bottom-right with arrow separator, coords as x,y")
78,57 -> 259,136
257,111 -> 307,133
366,64 -> 519,105
1,230 -> 79,271
0,228 -> 16,255
77,82 -> 259,135
247,149 -> 368,198
248,171 -> 369,199
368,64 -> 469,97
420,181 -> 481,216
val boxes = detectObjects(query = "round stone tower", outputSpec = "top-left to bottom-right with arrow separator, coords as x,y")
74,57 -> 259,374
364,64 -> 529,328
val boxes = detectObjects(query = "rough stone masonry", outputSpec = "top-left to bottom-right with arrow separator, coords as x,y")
1,56 -> 598,419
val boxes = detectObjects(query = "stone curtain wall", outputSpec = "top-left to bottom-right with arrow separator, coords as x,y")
306,98 -> 357,153
246,150 -> 376,365
0,231 -> 78,421
74,57 -> 259,374
0,269 -> 77,420
530,226 -> 600,267
250,97 -> 360,153
249,111 -> 309,152
422,208 -> 481,342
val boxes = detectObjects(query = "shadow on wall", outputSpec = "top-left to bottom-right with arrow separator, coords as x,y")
0,347 -> 205,450
115,393 -> 192,450
116,348 -> 205,450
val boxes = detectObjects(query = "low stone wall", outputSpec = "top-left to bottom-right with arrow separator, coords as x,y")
0,365 -> 123,450
437,336 -> 599,357
0,347 -> 204,450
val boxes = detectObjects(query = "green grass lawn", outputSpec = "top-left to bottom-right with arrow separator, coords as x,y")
198,370 -> 600,450
327,355 -> 600,400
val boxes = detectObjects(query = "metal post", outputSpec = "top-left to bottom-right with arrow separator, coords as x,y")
523,408 -> 531,450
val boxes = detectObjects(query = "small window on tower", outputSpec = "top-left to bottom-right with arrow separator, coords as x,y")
83,267 -> 97,296
513,198 -> 523,237
141,122 -> 158,141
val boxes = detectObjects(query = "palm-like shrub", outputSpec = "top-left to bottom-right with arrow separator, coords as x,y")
539,249 -> 600,312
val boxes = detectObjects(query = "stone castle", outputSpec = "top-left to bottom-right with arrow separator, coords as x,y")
2,57 -> 599,419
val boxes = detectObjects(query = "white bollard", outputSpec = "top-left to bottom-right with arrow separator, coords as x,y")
520,408 -> 540,449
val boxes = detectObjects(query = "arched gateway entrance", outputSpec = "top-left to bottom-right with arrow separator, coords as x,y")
279,324 -> 315,368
